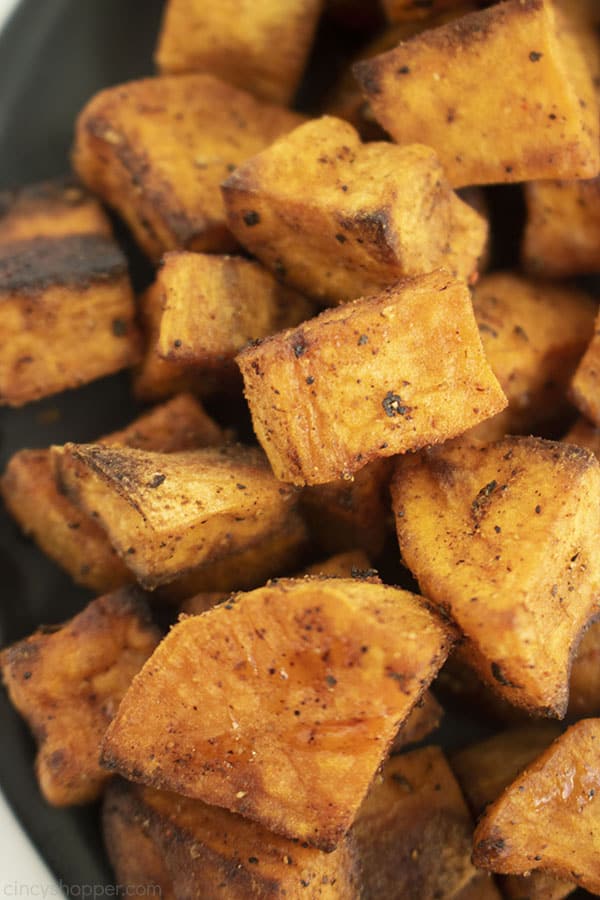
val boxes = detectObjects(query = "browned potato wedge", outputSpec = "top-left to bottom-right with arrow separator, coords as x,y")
237,270 -> 506,486
570,310 -> 600,426
568,624 -> 600,719
451,725 -> 573,900
473,719 -> 600,894
354,0 -> 600,188
563,416 -> 600,457
101,577 -> 454,849
392,690 -> 443,752
53,443 -> 297,589
73,74 -> 303,262
391,435 -> 600,716
301,549 -> 372,578
0,588 -> 159,806
523,178 -> 600,278
0,176 -> 111,244
1,395 -> 225,592
353,746 -> 483,899
155,0 -> 322,106
300,460 -> 392,558
0,235 -> 140,406
159,509 -> 310,602
104,779 -> 359,898
469,273 -> 596,441
222,116 -> 487,305
382,0 -> 476,23
155,252 -> 314,381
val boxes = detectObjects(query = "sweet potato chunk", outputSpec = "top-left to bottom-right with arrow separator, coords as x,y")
0,235 -> 140,406
354,0 -> 600,187
392,690 -> 443,752
104,780 -> 358,899
469,273 -> 596,441
563,416 -> 600,457
568,624 -> 600,719
101,577 -> 454,849
391,435 -> 600,716
73,74 -> 303,262
155,252 -> 313,381
1,395 -> 225,592
352,746 -> 481,900
155,0 -> 322,106
570,311 -> 600,427
0,176 -> 111,244
451,724 -> 573,900
54,443 -> 297,589
300,460 -> 392,558
473,719 -> 600,894
237,270 -> 506,485
0,588 -> 159,806
222,116 -> 487,305
302,549 -> 372,578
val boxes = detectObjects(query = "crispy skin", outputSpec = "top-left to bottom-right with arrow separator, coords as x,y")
391,435 -> 600,716
451,725 -> 573,900
101,577 -> 454,849
54,443 -> 297,589
570,310 -> 600,427
301,549 -> 372,578
0,176 -> 111,244
73,74 -> 303,262
237,271 -> 506,485
159,510 -> 310,602
473,720 -> 600,894
352,746 -> 479,899
155,252 -> 314,380
354,0 -> 600,188
392,690 -> 443,752
0,588 -> 159,806
1,395 -> 225,592
468,273 -> 595,441
300,460 -> 392,558
0,235 -> 140,406
222,117 -> 487,304
523,178 -> 600,278
155,0 -> 322,106
104,780 -> 359,899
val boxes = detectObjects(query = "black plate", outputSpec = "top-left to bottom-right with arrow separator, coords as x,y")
0,1 -> 591,895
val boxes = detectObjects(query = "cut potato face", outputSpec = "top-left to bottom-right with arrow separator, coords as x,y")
155,0 -> 322,106
352,746 -> 479,900
73,74 -> 303,261
469,272 -> 596,441
101,577 -> 454,850
104,779 -> 359,899
237,270 -> 506,485
354,0 -> 600,187
392,435 -> 600,716
222,116 -> 487,305
53,443 -> 297,589
473,719 -> 600,895
0,588 -> 159,806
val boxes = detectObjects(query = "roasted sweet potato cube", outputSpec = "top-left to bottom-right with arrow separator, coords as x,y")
54,443 -> 297,589
1,395 -> 225,592
101,577 -> 454,849
300,460 -> 392,558
0,588 -> 159,806
392,690 -> 443,752
0,176 -> 111,244
391,435 -> 600,716
469,273 -> 596,441
73,74 -> 303,262
0,235 -> 140,406
155,0 -> 322,106
301,549 -> 372,578
473,719 -> 600,894
103,780 -> 359,899
570,311 -> 600,427
354,0 -> 600,188
451,724 -> 574,900
352,746 -> 480,899
523,178 -> 600,278
237,270 -> 506,485
155,252 -> 314,380
222,116 -> 487,304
